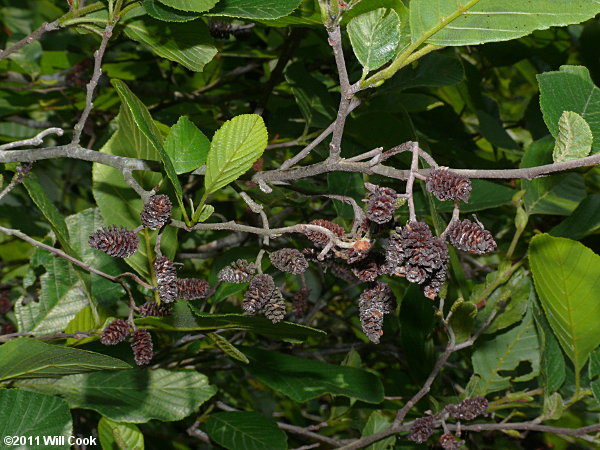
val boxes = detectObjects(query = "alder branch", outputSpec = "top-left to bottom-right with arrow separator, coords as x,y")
0,330 -> 94,344
172,220 -> 356,251
72,22 -> 114,144
0,225 -> 155,290
0,127 -> 64,150
0,20 -> 60,61
326,26 -> 358,160
254,143 -> 600,187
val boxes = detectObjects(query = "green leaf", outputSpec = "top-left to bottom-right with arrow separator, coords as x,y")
204,412 -> 287,450
204,114 -> 268,194
207,332 -> 249,364
0,390 -> 71,450
531,296 -> 566,393
476,268 -> 532,335
98,417 -> 145,450
155,0 -> 217,12
384,53 -> 464,90
550,194 -> 600,240
16,369 -> 216,423
241,347 -> 384,403
0,338 -> 130,382
529,234 -> 600,377
15,253 -> 89,334
410,0 -> 600,46
589,347 -> 600,406
111,79 -> 184,204
449,298 -> 477,344
142,0 -> 202,22
65,209 -> 127,308
137,309 -> 325,343
22,172 -> 76,256
347,8 -> 400,73
521,137 -> 586,215
208,0 -> 303,19
552,111 -> 593,162
123,7 -> 217,72
165,116 -> 210,174
541,392 -> 564,421
64,305 -> 108,346
361,411 -> 396,450
471,309 -> 540,395
538,65 -> 600,153
195,204 -> 214,223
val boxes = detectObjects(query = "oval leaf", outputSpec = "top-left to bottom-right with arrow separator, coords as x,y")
530,234 -> 600,375
0,390 -> 72,449
16,369 -> 217,423
538,66 -> 600,154
553,111 -> 593,162
142,1 -> 202,22
207,332 -> 249,364
208,0 -> 303,19
98,417 -> 145,450
347,8 -> 400,73
410,0 -> 600,46
204,114 -> 267,194
165,116 -> 210,174
205,412 -> 287,450
0,338 -> 130,382
242,347 -> 384,403
123,7 -> 217,72
156,0 -> 217,12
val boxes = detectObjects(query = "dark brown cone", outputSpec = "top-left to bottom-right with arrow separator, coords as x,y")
423,267 -> 447,300
446,396 -> 489,421
176,278 -> 211,300
243,274 -> 275,314
154,256 -> 177,285
100,319 -> 130,345
384,221 -> 449,299
89,226 -> 138,258
130,329 -> 153,366
439,433 -> 461,450
426,168 -> 471,203
344,247 -> 370,264
304,219 -> 345,247
408,416 -> 434,444
364,183 -> 398,224
358,282 -> 395,343
154,256 -> 178,303
292,287 -> 310,317
218,259 -> 256,283
269,248 -> 308,274
140,194 -> 172,230
264,288 -> 286,323
138,301 -> 172,318
447,219 -> 497,255
351,259 -> 381,282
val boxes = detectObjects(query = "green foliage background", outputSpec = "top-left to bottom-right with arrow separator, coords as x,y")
1,0 -> 600,448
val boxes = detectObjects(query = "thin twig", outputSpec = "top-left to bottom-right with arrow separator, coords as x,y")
0,20 -> 60,60
72,23 -> 114,144
0,225 -> 154,290
0,128 -> 64,150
